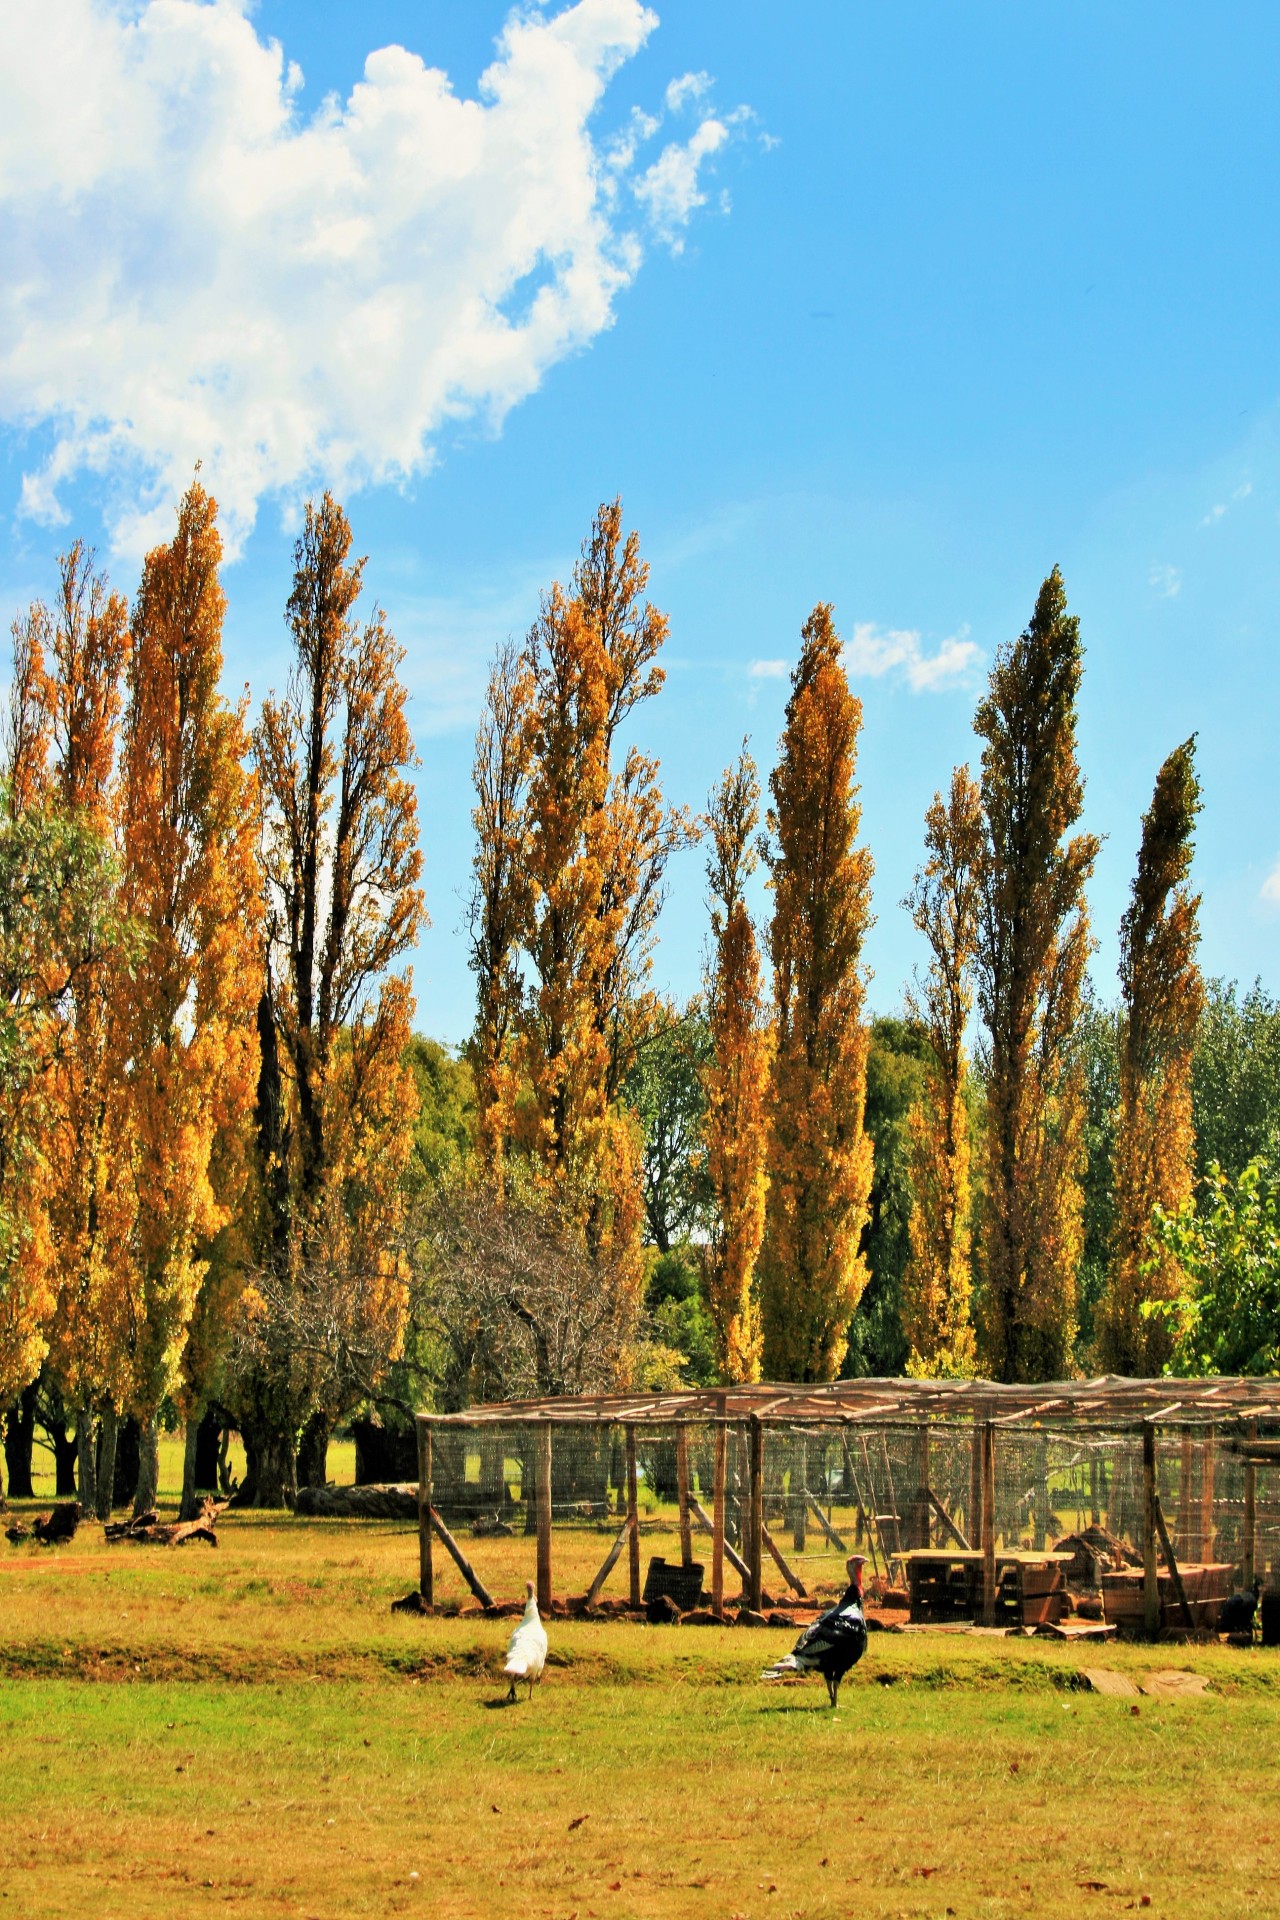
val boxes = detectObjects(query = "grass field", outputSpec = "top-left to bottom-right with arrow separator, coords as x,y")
3,1495 -> 1280,1920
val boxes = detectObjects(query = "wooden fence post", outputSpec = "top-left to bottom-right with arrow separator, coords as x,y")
416,1417 -> 434,1610
1243,1422 -> 1258,1590
712,1415 -> 727,1620
1142,1421 -> 1160,1640
981,1421 -> 996,1628
676,1425 -> 693,1569
1200,1427 -> 1216,1561
625,1424 -> 641,1609
1177,1430 -> 1193,1554
969,1426 -> 983,1550
536,1422 -> 553,1614
748,1415 -> 765,1613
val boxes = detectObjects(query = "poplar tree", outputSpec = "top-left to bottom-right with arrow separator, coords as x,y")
1097,738 -> 1203,1372
974,568 -> 1099,1382
903,766 -> 982,1377
472,502 -> 691,1364
32,545 -> 136,1515
247,493 -> 423,1503
760,605 -> 875,1382
118,482 -> 262,1513
702,747 -> 771,1383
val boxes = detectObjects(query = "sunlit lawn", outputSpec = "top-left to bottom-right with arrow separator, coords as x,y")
3,1504 -> 1279,1919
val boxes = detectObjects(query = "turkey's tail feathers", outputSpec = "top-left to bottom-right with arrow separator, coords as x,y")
760,1654 -> 802,1681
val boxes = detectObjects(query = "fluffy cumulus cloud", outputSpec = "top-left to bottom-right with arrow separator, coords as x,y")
844,620 -> 981,693
0,0 -> 742,554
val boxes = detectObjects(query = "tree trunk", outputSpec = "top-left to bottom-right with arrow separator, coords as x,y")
248,1423 -> 297,1508
114,1417 -> 141,1510
51,1420 -> 78,1497
179,1407 -> 204,1520
96,1410 -> 119,1520
4,1384 -> 37,1498
76,1408 -> 98,1516
193,1408 -> 221,1493
133,1414 -> 161,1516
296,1412 -> 331,1491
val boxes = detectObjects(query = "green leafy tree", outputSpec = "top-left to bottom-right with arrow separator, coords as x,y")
1191,979 -> 1280,1179
1151,1156 -> 1280,1375
624,1002 -> 711,1254
843,1017 -> 928,1378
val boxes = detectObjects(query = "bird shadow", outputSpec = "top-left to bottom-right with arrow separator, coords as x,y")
756,1701 -> 836,1716
481,1695 -> 522,1711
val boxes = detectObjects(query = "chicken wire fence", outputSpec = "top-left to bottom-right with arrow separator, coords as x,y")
411,1415 -> 1280,1618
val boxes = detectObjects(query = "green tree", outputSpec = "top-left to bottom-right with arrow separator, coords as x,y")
1151,1156 -> 1280,1375
624,1003 -> 711,1254
1191,979 -> 1280,1179
843,1017 -> 928,1378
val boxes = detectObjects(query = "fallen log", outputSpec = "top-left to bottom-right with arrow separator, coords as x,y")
295,1482 -> 418,1520
104,1497 -> 225,1547
32,1502 -> 81,1544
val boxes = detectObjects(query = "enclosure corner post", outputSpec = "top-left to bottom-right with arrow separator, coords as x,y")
536,1420 -> 553,1614
1243,1422 -> 1258,1592
712,1408 -> 727,1621
980,1419 -> 996,1628
748,1414 -> 765,1614
676,1424 -> 693,1569
1142,1419 -> 1160,1641
416,1416 -> 434,1611
625,1423 -> 641,1609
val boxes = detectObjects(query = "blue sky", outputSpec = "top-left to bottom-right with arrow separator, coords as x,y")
2,1 -> 1277,1045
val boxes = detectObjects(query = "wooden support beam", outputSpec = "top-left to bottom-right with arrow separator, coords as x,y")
692,1495 -> 750,1585
1178,1431 -> 1193,1554
925,1487 -> 971,1552
969,1428 -> 983,1552
1143,1421 -> 1160,1641
427,1505 -> 495,1611
583,1516 -> 632,1609
805,1493 -> 847,1553
676,1425 -> 693,1569
712,1415 -> 727,1620
791,1433 -> 807,1553
980,1421 -> 996,1628
1152,1492 -> 1195,1633
536,1421 -> 553,1614
1200,1427 -> 1216,1561
760,1519 -> 807,1598
748,1415 -> 765,1613
416,1419 -> 434,1610
625,1423 -> 641,1609
1243,1461 -> 1257,1591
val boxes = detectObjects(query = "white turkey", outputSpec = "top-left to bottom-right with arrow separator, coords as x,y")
761,1554 -> 868,1706
504,1581 -> 548,1702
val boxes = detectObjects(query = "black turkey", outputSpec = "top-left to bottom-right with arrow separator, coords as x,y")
761,1555 -> 868,1706
1218,1578 -> 1261,1634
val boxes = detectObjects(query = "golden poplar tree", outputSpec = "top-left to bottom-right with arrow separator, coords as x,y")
249,492 -> 424,1502
974,568 -> 1099,1382
760,604 -> 875,1382
34,545 -> 136,1513
1097,739 -> 1203,1372
468,502 -> 690,1378
903,766 -> 982,1377
702,747 -> 771,1382
118,481 -> 262,1512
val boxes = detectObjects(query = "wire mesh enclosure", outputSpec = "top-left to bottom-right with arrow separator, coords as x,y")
411,1378 -> 1280,1637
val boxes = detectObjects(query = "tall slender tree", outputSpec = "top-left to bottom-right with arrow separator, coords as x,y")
702,747 -> 771,1382
1097,739 -> 1203,1372
760,605 -> 875,1382
974,567 -> 1099,1382
247,493 -> 423,1503
117,481 -> 262,1513
903,766 -> 982,1377
472,502 -> 692,1367
32,544 -> 136,1514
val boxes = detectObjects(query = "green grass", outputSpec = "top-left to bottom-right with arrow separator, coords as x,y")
4,1509 -> 1280,1918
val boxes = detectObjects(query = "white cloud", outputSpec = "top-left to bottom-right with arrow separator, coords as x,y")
844,620 -> 982,693
748,658 -> 787,679
1261,857 -> 1280,907
1149,563 -> 1181,598
665,71 -> 712,112
0,0 -> 744,555
1201,479 -> 1253,527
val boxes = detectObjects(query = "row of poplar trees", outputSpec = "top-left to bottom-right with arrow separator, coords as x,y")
0,482 -> 424,1510
469,505 -> 1204,1390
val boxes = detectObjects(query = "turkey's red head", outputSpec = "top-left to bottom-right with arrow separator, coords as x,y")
846,1554 -> 868,1595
